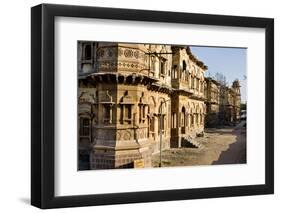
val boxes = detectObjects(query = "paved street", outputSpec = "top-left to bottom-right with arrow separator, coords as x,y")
152,123 -> 246,167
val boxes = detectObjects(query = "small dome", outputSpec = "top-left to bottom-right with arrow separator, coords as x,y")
232,80 -> 240,88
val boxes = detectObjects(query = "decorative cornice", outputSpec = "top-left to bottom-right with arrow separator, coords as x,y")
185,46 -> 208,70
79,72 -> 158,86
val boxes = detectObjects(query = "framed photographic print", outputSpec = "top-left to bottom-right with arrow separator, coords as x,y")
31,4 -> 274,209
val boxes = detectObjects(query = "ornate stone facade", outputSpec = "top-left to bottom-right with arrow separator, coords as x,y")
78,42 -> 241,170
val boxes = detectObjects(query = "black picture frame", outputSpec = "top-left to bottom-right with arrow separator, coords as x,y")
31,3 -> 274,209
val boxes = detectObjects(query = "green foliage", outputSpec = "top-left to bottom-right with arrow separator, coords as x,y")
240,103 -> 247,111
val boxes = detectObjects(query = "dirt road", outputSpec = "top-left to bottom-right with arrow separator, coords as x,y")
152,125 -> 246,167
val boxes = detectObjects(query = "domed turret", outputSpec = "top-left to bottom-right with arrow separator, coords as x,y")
232,79 -> 240,96
232,79 -> 240,88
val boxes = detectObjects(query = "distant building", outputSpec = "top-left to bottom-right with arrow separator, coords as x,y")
78,42 -> 241,169
205,78 -> 241,127
205,78 -> 220,127
218,80 -> 241,125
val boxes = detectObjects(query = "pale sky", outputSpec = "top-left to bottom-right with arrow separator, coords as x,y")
190,46 -> 247,103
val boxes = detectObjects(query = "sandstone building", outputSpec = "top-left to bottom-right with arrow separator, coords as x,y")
205,78 -> 241,127
78,42 -> 241,170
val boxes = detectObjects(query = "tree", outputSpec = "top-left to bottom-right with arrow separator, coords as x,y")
214,72 -> 228,125
214,72 -> 228,87
240,103 -> 247,111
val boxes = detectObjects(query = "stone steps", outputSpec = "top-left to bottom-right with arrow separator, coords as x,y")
181,136 -> 204,149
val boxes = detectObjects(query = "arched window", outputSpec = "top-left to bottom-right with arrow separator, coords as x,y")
181,107 -> 186,134
151,57 -> 156,72
147,106 -> 152,137
148,105 -> 155,136
139,104 -> 146,124
160,60 -> 166,75
196,113 -> 199,125
158,103 -> 166,133
103,104 -> 112,124
124,105 -> 132,124
192,77 -> 195,89
181,107 -> 186,127
172,65 -> 177,79
185,70 -> 188,82
172,112 -> 177,129
150,117 -> 155,133
79,117 -> 90,136
183,60 -> 187,71
84,44 -> 92,60
187,113 -> 190,128
188,73 -> 191,88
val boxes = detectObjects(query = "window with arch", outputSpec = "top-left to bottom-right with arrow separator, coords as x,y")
151,57 -> 156,72
200,81 -> 204,93
160,59 -> 166,75
84,44 -> 92,60
121,104 -> 132,124
187,113 -> 190,128
183,60 -> 187,71
181,107 -> 186,127
172,112 -> 177,129
150,117 -> 155,133
139,104 -> 146,123
192,76 -> 195,89
187,73 -> 191,88
103,104 -> 112,124
172,65 -> 177,79
158,103 -> 166,133
181,107 -> 186,134
79,117 -> 90,136
147,105 -> 155,135
191,114 -> 194,126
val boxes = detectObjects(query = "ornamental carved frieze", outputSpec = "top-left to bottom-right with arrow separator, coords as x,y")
116,131 -> 122,140
97,47 -> 145,60
96,48 -> 105,58
96,46 -> 147,73
138,128 -> 145,139
97,61 -> 146,72
116,129 -> 135,141
116,129 -> 146,141
96,47 -> 117,59
123,130 -> 131,140
120,47 -> 145,60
